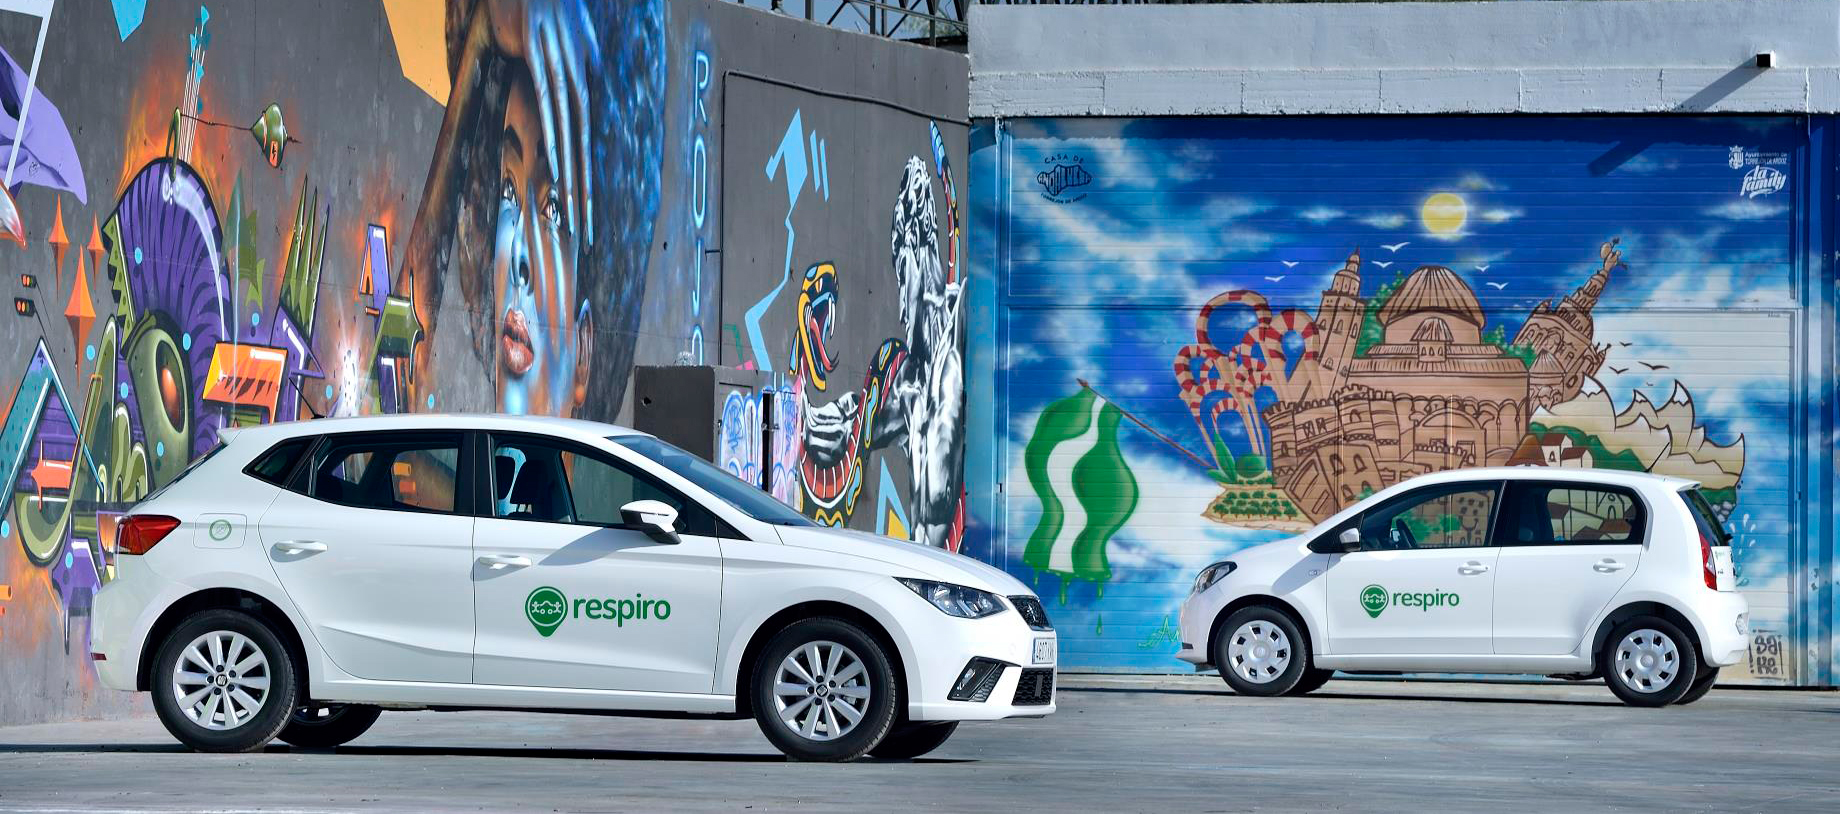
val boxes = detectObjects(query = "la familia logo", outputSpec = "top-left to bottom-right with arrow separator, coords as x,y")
1037,153 -> 1092,203
524,586 -> 672,637
1360,585 -> 1389,618
1741,166 -> 1786,198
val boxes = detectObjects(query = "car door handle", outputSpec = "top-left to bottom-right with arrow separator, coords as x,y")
1594,559 -> 1628,573
477,554 -> 532,570
1458,562 -> 1490,575
272,540 -> 327,556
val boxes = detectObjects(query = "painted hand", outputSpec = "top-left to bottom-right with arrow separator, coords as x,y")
526,0 -> 600,245
803,392 -> 861,467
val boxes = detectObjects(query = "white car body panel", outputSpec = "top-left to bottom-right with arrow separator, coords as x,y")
90,414 -> 1055,724
1178,467 -> 1748,677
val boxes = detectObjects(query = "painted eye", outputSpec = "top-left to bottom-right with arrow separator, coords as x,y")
500,175 -> 518,208
542,192 -> 561,228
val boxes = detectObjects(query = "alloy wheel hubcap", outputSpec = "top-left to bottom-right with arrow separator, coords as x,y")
1226,620 -> 1291,684
171,630 -> 271,731
772,640 -> 871,742
1615,629 -> 1680,693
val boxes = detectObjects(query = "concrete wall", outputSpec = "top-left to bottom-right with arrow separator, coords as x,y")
970,0 -> 1840,116
0,0 -> 966,725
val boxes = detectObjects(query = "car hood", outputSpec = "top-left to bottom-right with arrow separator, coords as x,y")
773,525 -> 1033,597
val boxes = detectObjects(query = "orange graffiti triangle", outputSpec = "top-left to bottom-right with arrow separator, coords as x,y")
85,215 -> 103,270
47,197 -> 68,288
65,254 -> 94,350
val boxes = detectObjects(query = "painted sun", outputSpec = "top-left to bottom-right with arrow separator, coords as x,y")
1421,192 -> 1468,236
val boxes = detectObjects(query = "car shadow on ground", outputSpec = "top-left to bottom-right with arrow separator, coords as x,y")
1062,685 -> 1626,707
0,742 -> 971,763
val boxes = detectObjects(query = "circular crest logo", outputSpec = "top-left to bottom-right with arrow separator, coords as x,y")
208,519 -> 233,541
525,586 -> 568,637
1360,584 -> 1389,619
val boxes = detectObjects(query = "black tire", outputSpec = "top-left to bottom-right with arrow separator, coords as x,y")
751,617 -> 900,761
1600,616 -> 1701,707
1291,667 -> 1335,696
868,721 -> 958,759
278,703 -> 383,748
1675,666 -> 1720,705
1213,605 -> 1313,697
150,609 -> 299,752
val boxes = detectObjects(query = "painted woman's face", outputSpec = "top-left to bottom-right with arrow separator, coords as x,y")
494,70 -> 590,416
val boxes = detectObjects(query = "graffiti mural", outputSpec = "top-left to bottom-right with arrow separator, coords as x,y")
723,87 -> 970,550
0,0 -> 969,724
982,116 -> 1805,678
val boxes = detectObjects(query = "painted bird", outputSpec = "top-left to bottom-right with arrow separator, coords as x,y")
1380,242 -> 1410,252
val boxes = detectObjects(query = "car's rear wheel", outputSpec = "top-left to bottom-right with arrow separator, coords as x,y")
278,703 -> 383,748
150,609 -> 298,752
751,617 -> 900,761
1214,605 -> 1313,697
1675,666 -> 1720,705
1600,616 -> 1700,707
868,720 -> 958,759
1291,667 -> 1335,696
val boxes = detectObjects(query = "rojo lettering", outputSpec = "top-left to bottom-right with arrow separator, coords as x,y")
524,585 -> 670,637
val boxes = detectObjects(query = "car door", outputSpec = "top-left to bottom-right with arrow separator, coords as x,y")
1491,481 -> 1645,655
259,431 -> 476,683
470,432 -> 724,694
1325,482 -> 1501,655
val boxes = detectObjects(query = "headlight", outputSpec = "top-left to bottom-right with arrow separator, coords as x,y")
897,578 -> 1008,619
1192,561 -> 1237,594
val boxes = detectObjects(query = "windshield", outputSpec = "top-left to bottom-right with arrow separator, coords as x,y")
612,436 -> 816,527
1682,488 -> 1731,547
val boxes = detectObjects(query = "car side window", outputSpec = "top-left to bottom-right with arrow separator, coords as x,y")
310,433 -> 462,514
1500,483 -> 1643,546
489,435 -> 717,535
1358,485 -> 1498,551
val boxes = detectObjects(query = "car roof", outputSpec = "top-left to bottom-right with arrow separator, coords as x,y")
1399,466 -> 1698,490
219,413 -> 648,447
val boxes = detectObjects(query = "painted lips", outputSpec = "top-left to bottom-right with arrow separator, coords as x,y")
501,308 -> 534,376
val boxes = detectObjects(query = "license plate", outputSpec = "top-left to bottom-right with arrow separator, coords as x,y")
1033,637 -> 1056,665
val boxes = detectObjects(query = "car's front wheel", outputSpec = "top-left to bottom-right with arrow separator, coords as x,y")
1213,605 -> 1313,697
751,617 -> 900,761
277,703 -> 383,748
150,609 -> 298,752
1600,616 -> 1701,707
868,721 -> 958,759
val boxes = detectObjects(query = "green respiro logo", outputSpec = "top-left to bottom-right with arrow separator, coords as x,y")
525,586 -> 569,637
1360,584 -> 1390,618
524,585 -> 671,638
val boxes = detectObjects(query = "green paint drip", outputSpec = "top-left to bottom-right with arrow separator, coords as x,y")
1094,613 -> 1104,636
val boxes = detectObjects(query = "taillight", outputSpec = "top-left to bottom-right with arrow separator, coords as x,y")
1700,531 -> 1717,590
119,515 -> 182,555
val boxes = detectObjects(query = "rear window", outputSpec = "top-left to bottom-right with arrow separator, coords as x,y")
1682,489 -> 1731,547
245,437 -> 314,486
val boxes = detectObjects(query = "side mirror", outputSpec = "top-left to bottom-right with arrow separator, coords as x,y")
1338,527 -> 1362,553
620,500 -> 680,543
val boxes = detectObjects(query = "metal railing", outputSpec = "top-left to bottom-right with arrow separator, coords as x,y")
738,0 -> 967,44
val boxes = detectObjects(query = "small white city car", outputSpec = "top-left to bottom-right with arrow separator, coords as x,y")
92,415 -> 1055,760
1178,468 -> 1748,707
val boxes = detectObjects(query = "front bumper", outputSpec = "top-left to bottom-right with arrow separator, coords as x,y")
1174,591 -> 1220,667
905,610 -> 1057,722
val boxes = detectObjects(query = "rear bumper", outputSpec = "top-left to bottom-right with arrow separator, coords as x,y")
1688,590 -> 1750,667
89,558 -> 187,692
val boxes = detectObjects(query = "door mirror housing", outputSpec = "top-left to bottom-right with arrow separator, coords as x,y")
1338,527 -> 1362,552
619,500 -> 680,543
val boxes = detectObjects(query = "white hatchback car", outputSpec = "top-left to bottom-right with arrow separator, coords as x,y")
1178,468 -> 1747,707
91,415 -> 1055,760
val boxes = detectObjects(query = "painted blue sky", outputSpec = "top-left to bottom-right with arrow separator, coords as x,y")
977,116 -> 1809,669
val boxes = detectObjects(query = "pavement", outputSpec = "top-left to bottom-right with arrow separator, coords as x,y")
0,675 -> 1835,813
